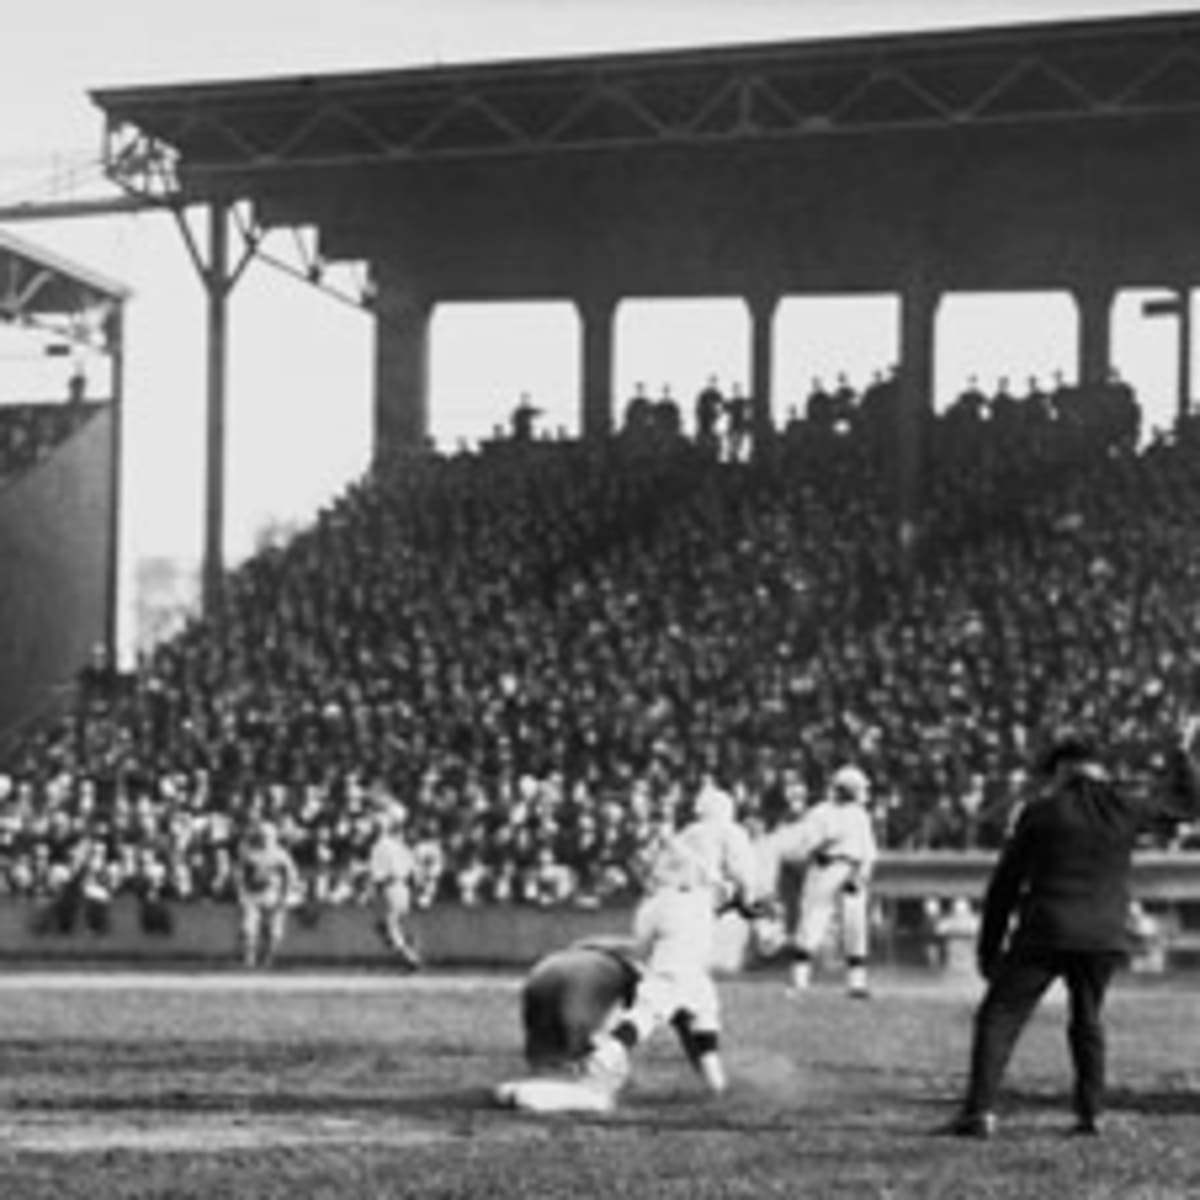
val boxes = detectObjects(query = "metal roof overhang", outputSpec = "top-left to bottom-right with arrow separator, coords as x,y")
0,228 -> 129,326
91,9 -> 1200,203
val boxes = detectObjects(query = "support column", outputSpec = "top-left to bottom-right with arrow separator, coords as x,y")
1141,285 -> 1194,427
1178,289 -> 1193,427
1075,280 -> 1114,388
202,201 -> 231,621
372,261 -> 431,459
578,293 -> 616,441
897,274 -> 939,564
104,304 -> 126,667
747,291 -> 779,442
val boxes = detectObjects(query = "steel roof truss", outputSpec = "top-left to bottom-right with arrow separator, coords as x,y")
339,101 -> 399,154
823,66 -> 945,127
1,265 -> 53,322
879,66 -> 961,123
94,17 -> 1200,183
1038,56 -> 1110,111
961,55 -> 1045,120
460,91 -> 539,148
104,123 -> 181,202
596,79 -> 670,137
540,77 -> 663,147
1111,44 -> 1200,109
683,75 -> 749,136
198,111 -> 279,164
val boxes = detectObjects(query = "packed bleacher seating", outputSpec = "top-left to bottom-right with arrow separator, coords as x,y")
2,370 -> 1199,912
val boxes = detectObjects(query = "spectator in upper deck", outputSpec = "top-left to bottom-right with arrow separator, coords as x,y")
856,369 -> 896,442
724,383 -> 752,461
695,375 -> 724,451
830,373 -> 857,428
622,383 -> 654,439
654,385 -> 683,440
805,377 -> 835,430
948,377 -> 988,427
510,393 -> 542,442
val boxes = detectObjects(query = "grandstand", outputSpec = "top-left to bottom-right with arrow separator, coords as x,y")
0,230 -> 126,752
2,9 -> 1200,967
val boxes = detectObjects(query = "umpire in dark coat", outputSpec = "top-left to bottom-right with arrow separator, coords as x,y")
945,720 -> 1200,1138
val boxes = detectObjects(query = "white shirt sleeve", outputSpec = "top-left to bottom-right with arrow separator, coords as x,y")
755,806 -> 828,892
720,822 -> 763,902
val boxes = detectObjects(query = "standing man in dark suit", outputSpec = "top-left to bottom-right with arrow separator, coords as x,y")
943,719 -> 1200,1139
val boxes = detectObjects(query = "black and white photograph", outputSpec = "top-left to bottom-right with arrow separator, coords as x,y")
1,1 -> 1200,1195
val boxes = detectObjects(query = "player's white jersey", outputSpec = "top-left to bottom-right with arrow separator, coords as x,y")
760,797 -> 878,890
647,816 -> 758,904
369,833 -> 416,888
802,798 -> 877,874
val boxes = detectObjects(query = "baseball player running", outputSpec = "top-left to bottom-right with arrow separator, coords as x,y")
760,764 -> 878,998
236,819 -> 300,969
368,804 -> 422,971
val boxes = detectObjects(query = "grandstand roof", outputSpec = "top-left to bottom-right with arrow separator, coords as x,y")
0,228 -> 129,324
92,9 -> 1200,193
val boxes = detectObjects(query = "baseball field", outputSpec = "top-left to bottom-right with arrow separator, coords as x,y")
0,967 -> 1195,1199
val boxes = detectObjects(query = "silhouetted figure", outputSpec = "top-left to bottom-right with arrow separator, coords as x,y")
511,394 -> 542,442
806,377 -> 835,430
725,383 -> 752,460
654,385 -> 682,439
695,375 -> 724,449
623,383 -> 654,439
67,368 -> 87,406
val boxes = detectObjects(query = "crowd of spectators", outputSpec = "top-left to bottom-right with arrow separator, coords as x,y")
2,369 -> 1200,913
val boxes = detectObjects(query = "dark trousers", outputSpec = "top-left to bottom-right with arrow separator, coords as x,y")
964,946 -> 1122,1121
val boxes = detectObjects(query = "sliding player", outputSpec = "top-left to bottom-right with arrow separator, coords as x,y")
495,937 -> 641,1113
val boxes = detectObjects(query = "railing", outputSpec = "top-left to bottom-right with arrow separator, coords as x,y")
873,850 -> 1200,902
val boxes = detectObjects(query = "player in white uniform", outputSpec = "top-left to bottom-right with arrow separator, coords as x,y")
759,764 -> 878,997
236,820 -> 300,969
368,804 -> 422,971
579,783 -> 764,1107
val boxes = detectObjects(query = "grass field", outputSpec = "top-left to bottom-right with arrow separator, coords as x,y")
0,969 -> 1196,1199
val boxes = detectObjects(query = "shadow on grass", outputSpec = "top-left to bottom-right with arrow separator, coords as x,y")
5,1085 -> 851,1142
1031,1085 -> 1200,1118
8,1087 -> 494,1118
915,1082 -> 1200,1122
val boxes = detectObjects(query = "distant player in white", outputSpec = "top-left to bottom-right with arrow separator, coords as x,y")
761,764 -> 878,998
580,782 -> 764,1106
236,820 -> 300,969
368,804 -> 422,971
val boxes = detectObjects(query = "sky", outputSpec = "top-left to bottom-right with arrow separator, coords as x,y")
0,0 -> 1197,648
